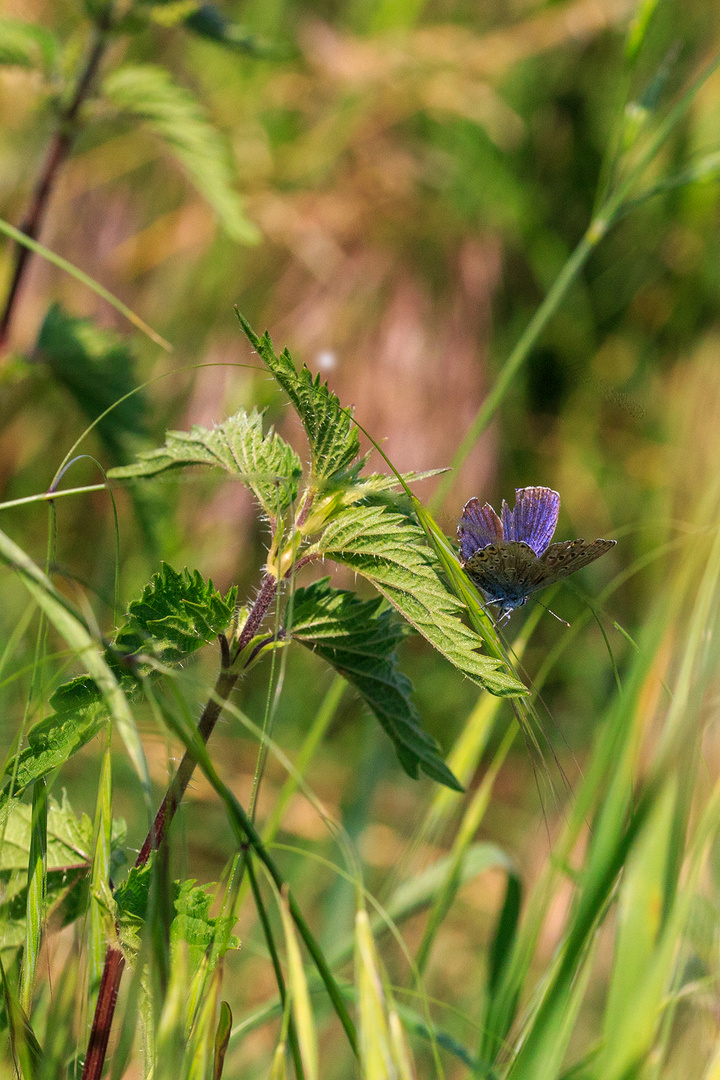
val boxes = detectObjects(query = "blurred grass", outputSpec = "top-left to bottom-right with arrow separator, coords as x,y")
3,0 -> 720,1076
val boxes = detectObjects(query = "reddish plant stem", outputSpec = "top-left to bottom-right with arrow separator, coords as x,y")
82,574 -> 278,1080
82,946 -> 125,1080
0,27 -> 109,350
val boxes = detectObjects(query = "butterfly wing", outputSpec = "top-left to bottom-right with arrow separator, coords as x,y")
463,541 -> 542,607
524,538 -> 616,593
501,487 -> 560,555
458,498 -> 503,560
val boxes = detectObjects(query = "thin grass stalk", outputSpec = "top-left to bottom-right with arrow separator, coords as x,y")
505,488 -> 720,1077
20,777 -> 47,1014
275,883 -> 320,1080
145,681 -> 360,1058
89,733 -> 113,1000
247,853 -> 305,1080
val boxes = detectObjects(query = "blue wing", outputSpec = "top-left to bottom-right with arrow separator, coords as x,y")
501,487 -> 560,556
458,497 -> 503,560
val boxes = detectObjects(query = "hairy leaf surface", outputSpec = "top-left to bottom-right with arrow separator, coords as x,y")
113,563 -> 237,665
237,315 -> 360,485
102,64 -> 259,243
1,686 -> 107,807
109,409 -> 302,520
290,579 -> 462,789
315,506 -> 524,696
1,566 -> 237,804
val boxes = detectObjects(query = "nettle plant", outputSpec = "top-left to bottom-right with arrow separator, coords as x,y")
0,314 -> 524,1079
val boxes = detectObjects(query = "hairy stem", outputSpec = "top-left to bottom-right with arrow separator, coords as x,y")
0,26 -> 109,349
82,573 -> 278,1080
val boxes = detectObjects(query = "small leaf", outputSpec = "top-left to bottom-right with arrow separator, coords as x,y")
2,566 -> 236,804
1,687 -> 107,807
237,315 -> 360,486
171,879 -> 238,974
290,579 -> 461,789
0,793 -> 125,964
102,64 -> 259,243
0,792 -> 94,872
37,303 -> 148,458
116,870 -> 238,968
314,505 -> 525,697
113,562 -> 237,665
108,409 -> 302,521
213,1001 -> 232,1080
0,18 -> 57,72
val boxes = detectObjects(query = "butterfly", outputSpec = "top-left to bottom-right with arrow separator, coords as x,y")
457,486 -> 616,624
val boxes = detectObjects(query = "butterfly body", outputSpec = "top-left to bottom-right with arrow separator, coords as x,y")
458,487 -> 615,623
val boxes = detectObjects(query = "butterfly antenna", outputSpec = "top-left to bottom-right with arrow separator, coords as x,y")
530,596 -> 571,627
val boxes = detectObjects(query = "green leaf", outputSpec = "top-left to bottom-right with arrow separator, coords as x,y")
314,505 -> 525,696
0,18 -> 57,72
171,880 -> 238,974
237,315 -> 360,486
114,862 -> 152,955
0,525 -> 151,802
0,793 -> 125,963
290,579 -> 462,789
0,792 -> 94,873
102,64 -> 259,244
1,565 -> 235,805
113,562 -> 238,665
115,870 -> 237,967
1,686 -> 107,807
37,302 -> 148,458
108,409 -> 302,521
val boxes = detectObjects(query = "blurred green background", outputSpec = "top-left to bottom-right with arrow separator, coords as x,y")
2,0 -> 720,1074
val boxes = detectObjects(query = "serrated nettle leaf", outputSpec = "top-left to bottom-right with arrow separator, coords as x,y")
0,17 -> 57,72
2,565 -> 237,804
171,880 -> 238,974
314,506 -> 525,697
290,579 -> 462,790
237,315 -> 360,486
37,303 -> 147,456
109,409 -> 302,521
0,793 -> 126,961
114,563 -> 238,665
102,64 -> 259,244
1,697 -> 108,807
115,869 -> 237,966
0,867 -> 90,962
0,793 -> 93,871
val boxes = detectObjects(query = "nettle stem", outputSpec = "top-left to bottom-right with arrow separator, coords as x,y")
0,24 -> 109,350
82,573 -> 279,1080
